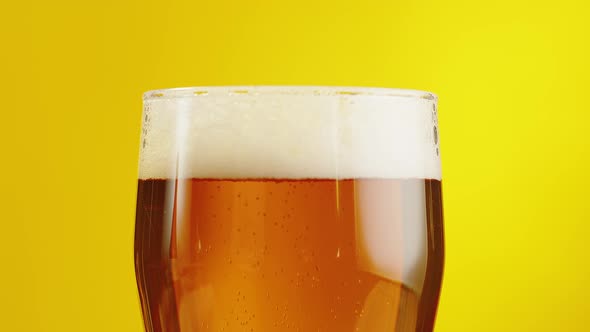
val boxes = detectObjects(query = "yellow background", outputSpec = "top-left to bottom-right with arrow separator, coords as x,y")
1,0 -> 589,331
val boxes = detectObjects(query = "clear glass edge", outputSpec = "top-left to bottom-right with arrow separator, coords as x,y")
143,86 -> 437,101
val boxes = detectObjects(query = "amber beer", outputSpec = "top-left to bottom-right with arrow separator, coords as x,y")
135,87 -> 444,332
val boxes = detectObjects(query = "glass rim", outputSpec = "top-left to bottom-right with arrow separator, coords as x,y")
143,86 -> 437,101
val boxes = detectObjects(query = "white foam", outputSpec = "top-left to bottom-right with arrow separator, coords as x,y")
139,86 -> 441,180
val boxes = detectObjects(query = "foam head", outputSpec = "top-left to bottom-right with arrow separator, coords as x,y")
139,86 -> 441,180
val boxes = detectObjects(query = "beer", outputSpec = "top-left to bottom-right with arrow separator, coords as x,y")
135,87 -> 444,332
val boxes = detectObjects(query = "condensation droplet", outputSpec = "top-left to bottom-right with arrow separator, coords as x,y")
433,126 -> 438,144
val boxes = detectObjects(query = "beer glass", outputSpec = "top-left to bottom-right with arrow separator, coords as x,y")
134,86 -> 444,332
